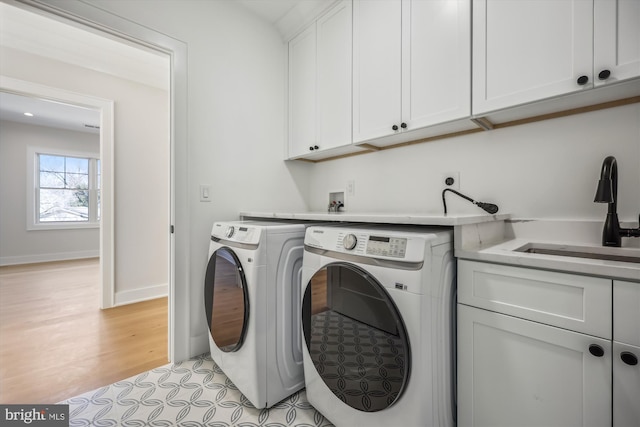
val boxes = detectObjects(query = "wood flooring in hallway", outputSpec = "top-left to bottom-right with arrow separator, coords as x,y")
0,258 -> 168,404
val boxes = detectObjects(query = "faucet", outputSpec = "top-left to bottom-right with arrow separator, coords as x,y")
593,156 -> 640,247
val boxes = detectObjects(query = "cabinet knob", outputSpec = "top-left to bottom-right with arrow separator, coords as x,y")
598,69 -> 611,80
589,344 -> 605,357
401,122 -> 407,129
576,75 -> 589,86
309,146 -> 314,151
392,124 -> 399,131
621,351 -> 638,366
314,145 -> 319,150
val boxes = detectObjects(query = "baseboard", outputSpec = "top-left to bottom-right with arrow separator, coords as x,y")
114,283 -> 168,306
0,250 -> 99,266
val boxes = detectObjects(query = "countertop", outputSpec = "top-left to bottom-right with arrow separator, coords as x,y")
455,219 -> 640,282
238,212 -> 639,281
239,211 -> 511,226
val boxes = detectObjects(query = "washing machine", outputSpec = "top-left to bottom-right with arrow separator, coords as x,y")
301,225 -> 456,427
204,220 -> 314,409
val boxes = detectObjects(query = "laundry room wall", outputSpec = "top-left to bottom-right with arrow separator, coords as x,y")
79,0 -> 310,356
307,103 -> 640,224
0,120 -> 100,265
0,46 -> 170,305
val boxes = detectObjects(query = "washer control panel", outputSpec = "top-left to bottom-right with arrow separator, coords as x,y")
336,232 -> 407,258
365,235 -> 407,258
306,226 -> 450,264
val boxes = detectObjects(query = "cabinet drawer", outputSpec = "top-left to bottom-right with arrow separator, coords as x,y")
458,260 -> 612,339
614,280 -> 640,347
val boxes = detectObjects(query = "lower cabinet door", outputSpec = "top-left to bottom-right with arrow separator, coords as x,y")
613,341 -> 640,427
457,304 -> 612,427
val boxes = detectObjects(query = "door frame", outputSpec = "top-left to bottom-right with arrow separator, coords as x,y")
8,0 -> 190,362
0,77 -> 115,308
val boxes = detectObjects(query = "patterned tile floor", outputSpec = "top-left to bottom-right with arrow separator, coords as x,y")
60,353 -> 334,427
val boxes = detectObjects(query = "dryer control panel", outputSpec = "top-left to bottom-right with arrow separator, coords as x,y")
211,222 -> 260,245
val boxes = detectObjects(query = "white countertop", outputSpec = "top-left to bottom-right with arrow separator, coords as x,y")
455,219 -> 640,281
239,211 -> 511,226
456,238 -> 640,281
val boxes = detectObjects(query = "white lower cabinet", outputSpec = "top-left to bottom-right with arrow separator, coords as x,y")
458,260 -> 640,427
613,341 -> 640,427
458,304 -> 612,427
613,280 -> 640,427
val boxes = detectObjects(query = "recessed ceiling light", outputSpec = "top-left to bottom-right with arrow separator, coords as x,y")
24,112 -> 34,117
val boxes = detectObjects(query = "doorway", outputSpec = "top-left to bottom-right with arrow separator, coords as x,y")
1,0 -> 190,364
0,81 -> 115,307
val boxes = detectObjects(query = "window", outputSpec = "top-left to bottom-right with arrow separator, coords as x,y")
28,148 -> 100,230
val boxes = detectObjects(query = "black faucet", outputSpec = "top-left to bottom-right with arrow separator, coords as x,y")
594,156 -> 640,247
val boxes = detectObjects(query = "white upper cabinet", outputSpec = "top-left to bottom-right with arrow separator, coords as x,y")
352,0 -> 402,143
473,0 -> 640,116
594,0 -> 640,86
401,0 -> 471,131
353,0 -> 471,144
288,24 -> 317,158
473,0 -> 593,114
288,0 -> 353,160
316,1 -> 353,153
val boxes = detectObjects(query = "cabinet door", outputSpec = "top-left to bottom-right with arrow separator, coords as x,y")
316,0 -> 352,152
458,304 -> 612,427
288,24 -> 316,158
352,0 -> 402,143
401,0 -> 470,129
472,0 -> 594,114
614,280 -> 640,347
594,0 -> 640,86
613,341 -> 640,427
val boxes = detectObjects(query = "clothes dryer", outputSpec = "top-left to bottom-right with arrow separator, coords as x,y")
301,225 -> 456,426
204,220 -> 314,408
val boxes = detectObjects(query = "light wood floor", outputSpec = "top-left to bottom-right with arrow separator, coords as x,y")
0,258 -> 168,404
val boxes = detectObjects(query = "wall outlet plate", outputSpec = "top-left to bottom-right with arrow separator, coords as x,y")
441,172 -> 460,190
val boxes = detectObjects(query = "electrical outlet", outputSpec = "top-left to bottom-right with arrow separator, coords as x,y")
441,172 -> 460,190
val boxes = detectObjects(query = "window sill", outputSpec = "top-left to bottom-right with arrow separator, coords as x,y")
27,222 -> 100,231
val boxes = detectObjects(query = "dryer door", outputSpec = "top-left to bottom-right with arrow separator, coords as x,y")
204,247 -> 249,352
302,262 -> 410,412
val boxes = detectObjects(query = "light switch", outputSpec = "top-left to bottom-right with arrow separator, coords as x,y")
200,184 -> 211,202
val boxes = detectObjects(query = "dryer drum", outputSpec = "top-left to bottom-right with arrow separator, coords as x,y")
302,262 -> 411,412
204,247 -> 250,352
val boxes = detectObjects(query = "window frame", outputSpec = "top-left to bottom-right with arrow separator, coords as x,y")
27,146 -> 101,231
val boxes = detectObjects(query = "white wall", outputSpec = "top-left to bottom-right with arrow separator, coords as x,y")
308,103 -> 640,222
0,120 -> 100,264
0,46 -> 170,304
81,0 -> 310,356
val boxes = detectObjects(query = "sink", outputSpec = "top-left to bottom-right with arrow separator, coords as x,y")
515,243 -> 640,264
